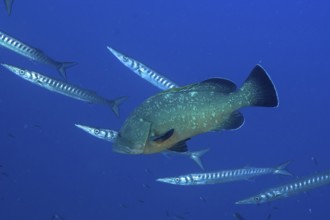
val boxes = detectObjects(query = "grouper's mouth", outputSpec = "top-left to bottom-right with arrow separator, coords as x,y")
112,135 -> 146,154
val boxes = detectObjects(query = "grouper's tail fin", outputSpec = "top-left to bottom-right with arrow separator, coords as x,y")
108,96 -> 127,117
240,65 -> 279,107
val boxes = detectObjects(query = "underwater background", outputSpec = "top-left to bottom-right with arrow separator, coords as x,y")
1,0 -> 330,219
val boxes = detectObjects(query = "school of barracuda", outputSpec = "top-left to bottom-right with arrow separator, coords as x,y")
1,5 -> 329,206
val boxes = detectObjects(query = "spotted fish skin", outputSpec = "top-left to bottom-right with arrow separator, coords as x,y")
2,64 -> 125,117
0,30 -> 75,79
157,161 -> 292,185
75,124 -> 118,142
107,46 -> 178,90
114,65 -> 278,154
236,169 -> 330,204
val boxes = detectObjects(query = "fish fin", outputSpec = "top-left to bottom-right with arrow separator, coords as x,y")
189,148 -> 210,170
273,160 -> 293,176
245,178 -> 256,183
108,96 -> 127,117
168,139 -> 189,152
4,0 -> 14,15
240,65 -> 279,107
152,129 -> 174,143
56,62 -> 77,80
216,110 -> 245,130
201,78 -> 237,93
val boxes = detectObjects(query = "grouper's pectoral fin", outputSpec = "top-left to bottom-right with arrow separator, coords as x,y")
152,128 -> 174,143
168,138 -> 190,152
215,111 -> 245,131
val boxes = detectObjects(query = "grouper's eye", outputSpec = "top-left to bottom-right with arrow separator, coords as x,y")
175,178 -> 180,183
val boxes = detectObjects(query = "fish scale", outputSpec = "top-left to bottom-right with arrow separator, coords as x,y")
236,169 -> 330,204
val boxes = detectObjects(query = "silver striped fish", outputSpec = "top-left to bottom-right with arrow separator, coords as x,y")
156,161 -> 292,185
0,30 -> 75,79
236,169 -> 330,204
4,0 -> 14,15
2,64 -> 125,117
74,123 -> 208,169
107,46 -> 178,90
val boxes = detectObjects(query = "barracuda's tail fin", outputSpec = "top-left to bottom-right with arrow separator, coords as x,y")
273,161 -> 293,176
108,96 -> 127,117
56,62 -> 77,80
240,65 -> 279,108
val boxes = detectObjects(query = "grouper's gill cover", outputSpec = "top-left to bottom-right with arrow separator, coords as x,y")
113,117 -> 151,154
114,65 -> 278,154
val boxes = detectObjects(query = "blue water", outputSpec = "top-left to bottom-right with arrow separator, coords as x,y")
1,0 -> 330,219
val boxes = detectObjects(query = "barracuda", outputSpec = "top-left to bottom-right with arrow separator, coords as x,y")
107,46 -> 178,90
156,161 -> 292,185
0,30 -> 75,79
236,169 -> 330,204
2,64 -> 125,117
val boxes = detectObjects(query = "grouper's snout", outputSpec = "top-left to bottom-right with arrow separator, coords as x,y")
113,137 -> 145,154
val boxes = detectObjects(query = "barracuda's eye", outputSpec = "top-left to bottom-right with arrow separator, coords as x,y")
175,178 -> 180,183
94,129 -> 100,134
19,70 -> 25,75
254,197 -> 260,202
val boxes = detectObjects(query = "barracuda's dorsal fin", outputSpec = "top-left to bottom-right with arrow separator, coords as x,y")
200,78 -> 237,93
214,110 -> 245,131
4,0 -> 14,16
152,129 -> 174,143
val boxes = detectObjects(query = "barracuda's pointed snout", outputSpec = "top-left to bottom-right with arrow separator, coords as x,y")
2,64 -> 25,76
156,177 -> 174,184
107,46 -> 121,57
235,200 -> 248,205
75,124 -> 93,133
156,176 -> 184,185
235,195 -> 263,205
2,63 -> 15,71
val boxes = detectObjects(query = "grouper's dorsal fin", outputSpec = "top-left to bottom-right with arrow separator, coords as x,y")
152,128 -> 174,143
168,139 -> 190,152
200,78 -> 237,93
215,110 -> 245,131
